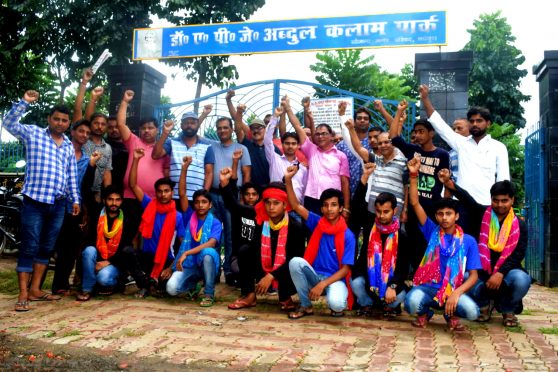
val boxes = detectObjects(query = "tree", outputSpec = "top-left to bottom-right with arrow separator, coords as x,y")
157,0 -> 265,111
462,11 -> 530,128
310,50 -> 412,100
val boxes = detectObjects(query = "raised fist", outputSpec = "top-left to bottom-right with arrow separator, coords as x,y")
407,154 -> 421,173
182,156 -> 193,168
284,164 -> 298,180
89,151 -> 102,167
301,96 -> 310,110
23,90 -> 39,104
203,104 -> 213,115
419,85 -> 429,100
122,90 -> 134,103
274,105 -> 283,117
82,68 -> 94,82
344,118 -> 355,130
373,100 -> 384,111
236,104 -> 246,114
219,167 -> 233,184
362,162 -> 376,178
133,148 -> 145,159
232,149 -> 243,161
91,86 -> 104,99
163,120 -> 174,134
397,99 -> 408,111
226,89 -> 235,100
438,168 -> 451,184
280,95 -> 290,109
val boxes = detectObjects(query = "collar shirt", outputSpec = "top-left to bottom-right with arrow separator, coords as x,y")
2,100 -> 79,204
428,111 -> 510,205
83,138 -> 112,192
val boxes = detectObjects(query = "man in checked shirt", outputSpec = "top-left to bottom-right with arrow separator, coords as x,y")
2,90 -> 80,312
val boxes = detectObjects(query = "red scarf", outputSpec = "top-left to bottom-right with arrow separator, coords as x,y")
139,198 -> 177,280
304,216 -> 353,310
261,215 -> 289,289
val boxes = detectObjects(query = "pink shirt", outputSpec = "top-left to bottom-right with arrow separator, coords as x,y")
123,133 -> 169,199
300,138 -> 349,199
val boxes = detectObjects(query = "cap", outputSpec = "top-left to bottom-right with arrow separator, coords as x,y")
249,118 -> 266,128
181,111 -> 198,121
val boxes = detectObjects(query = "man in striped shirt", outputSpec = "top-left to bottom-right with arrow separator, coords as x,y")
3,90 -> 80,312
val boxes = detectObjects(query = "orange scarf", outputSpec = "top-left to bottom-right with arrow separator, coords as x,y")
139,198 -> 177,280
304,216 -> 353,309
96,208 -> 124,260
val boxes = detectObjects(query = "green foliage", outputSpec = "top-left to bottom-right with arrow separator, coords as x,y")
400,63 -> 419,101
463,11 -> 530,128
539,326 -> 558,335
487,123 -> 524,205
310,50 -> 413,100
0,142 -> 26,172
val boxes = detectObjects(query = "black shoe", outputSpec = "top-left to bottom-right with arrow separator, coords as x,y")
514,300 -> 524,315
225,274 -> 237,287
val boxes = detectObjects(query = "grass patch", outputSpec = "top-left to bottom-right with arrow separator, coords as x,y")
62,330 -> 81,337
539,326 -> 558,335
521,309 -> 535,316
0,270 -> 54,295
43,331 -> 56,338
506,325 -> 524,334
123,329 -> 145,337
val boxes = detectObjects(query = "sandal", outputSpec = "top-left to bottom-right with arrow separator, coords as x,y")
477,304 -> 492,322
135,288 -> 149,299
228,296 -> 256,310
185,282 -> 202,300
446,316 -> 466,331
200,295 -> 214,307
412,310 -> 434,328
383,306 -> 398,319
357,305 -> 372,316
53,289 -> 71,296
76,292 -> 91,302
28,293 -> 61,301
279,298 -> 296,312
330,310 -> 344,317
288,306 -> 314,319
15,300 -> 30,312
503,313 -> 519,327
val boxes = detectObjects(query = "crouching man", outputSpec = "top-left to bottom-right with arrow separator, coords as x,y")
404,155 -> 480,331
284,165 -> 355,319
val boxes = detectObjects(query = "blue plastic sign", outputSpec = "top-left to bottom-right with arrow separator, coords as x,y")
133,11 -> 446,60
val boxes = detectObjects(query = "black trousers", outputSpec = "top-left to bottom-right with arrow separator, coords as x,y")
52,213 -> 85,292
237,243 -> 296,302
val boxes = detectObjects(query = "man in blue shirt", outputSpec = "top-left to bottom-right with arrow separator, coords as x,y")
3,90 -> 80,312
404,155 -> 480,331
284,166 -> 355,319
129,148 -> 185,297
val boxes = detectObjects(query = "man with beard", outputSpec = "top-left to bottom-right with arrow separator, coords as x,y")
116,90 -> 169,232
420,84 -> 509,206
152,105 -> 213,208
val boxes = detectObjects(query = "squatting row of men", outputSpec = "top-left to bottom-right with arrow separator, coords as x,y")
5,68 -> 528,330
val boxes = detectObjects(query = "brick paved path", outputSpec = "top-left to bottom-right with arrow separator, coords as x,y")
1,282 -> 558,371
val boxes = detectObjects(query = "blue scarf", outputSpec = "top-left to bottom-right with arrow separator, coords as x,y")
173,212 -> 220,273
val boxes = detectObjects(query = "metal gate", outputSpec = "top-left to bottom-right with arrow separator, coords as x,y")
524,123 -> 546,283
154,79 -> 416,140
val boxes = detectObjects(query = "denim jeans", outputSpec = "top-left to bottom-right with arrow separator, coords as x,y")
351,276 -> 406,308
404,284 -> 479,320
469,269 -> 531,313
81,246 -> 120,292
209,191 -> 232,275
166,255 -> 216,296
289,257 -> 348,312
17,196 -> 66,272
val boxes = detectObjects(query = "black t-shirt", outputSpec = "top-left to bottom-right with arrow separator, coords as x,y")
220,181 -> 257,255
241,138 -> 280,187
107,140 -> 129,191
391,136 -> 449,209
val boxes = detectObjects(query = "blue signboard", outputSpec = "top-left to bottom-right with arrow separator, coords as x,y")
133,11 -> 446,60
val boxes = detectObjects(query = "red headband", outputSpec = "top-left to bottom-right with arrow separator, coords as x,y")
254,188 -> 291,224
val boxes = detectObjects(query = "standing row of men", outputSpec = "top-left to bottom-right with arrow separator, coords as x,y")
4,78 -> 530,330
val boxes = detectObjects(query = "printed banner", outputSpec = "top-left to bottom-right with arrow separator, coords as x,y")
133,11 -> 446,60
310,97 -> 354,133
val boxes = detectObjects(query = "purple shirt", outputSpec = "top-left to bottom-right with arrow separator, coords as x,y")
300,138 -> 350,199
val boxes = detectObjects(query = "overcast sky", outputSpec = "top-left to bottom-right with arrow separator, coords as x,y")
145,0 -> 557,134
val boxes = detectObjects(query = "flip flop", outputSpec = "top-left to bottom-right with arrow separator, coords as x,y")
228,297 -> 256,310
15,301 -> 29,312
28,293 -> 61,302
330,310 -> 344,317
76,292 -> 91,302
288,307 -> 314,319
200,295 -> 215,307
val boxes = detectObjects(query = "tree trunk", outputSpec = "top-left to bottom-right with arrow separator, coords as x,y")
193,60 -> 207,114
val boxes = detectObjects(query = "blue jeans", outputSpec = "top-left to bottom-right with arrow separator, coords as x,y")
210,191 -> 232,275
289,257 -> 348,312
469,269 -> 531,313
351,276 -> 406,308
17,197 -> 66,272
404,284 -> 479,321
81,246 -> 120,292
166,255 -> 216,296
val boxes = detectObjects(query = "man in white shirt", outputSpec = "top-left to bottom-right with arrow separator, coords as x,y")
419,84 -> 510,206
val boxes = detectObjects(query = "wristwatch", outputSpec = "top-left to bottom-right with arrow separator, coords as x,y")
389,283 -> 397,289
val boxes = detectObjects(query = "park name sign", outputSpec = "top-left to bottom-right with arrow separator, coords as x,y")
133,11 -> 446,60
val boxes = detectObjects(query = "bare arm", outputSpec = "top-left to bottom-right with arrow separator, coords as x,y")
85,86 -> 103,120
285,165 -> 309,221
178,156 -> 192,212
231,149 -> 242,180
117,90 -> 134,141
199,104 -> 212,126
102,170 -> 112,188
346,119 -> 369,162
233,104 -> 249,143
389,100 -> 408,139
341,175 -> 350,212
203,164 -> 213,191
73,68 -> 93,123
152,120 -> 174,159
225,89 -> 237,120
278,111 -> 287,137
373,100 -> 394,125
408,155 -> 427,226
282,96 -> 307,144
241,165 -> 251,184
129,149 -> 145,203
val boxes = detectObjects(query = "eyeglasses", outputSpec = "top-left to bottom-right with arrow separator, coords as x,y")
314,132 -> 331,137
